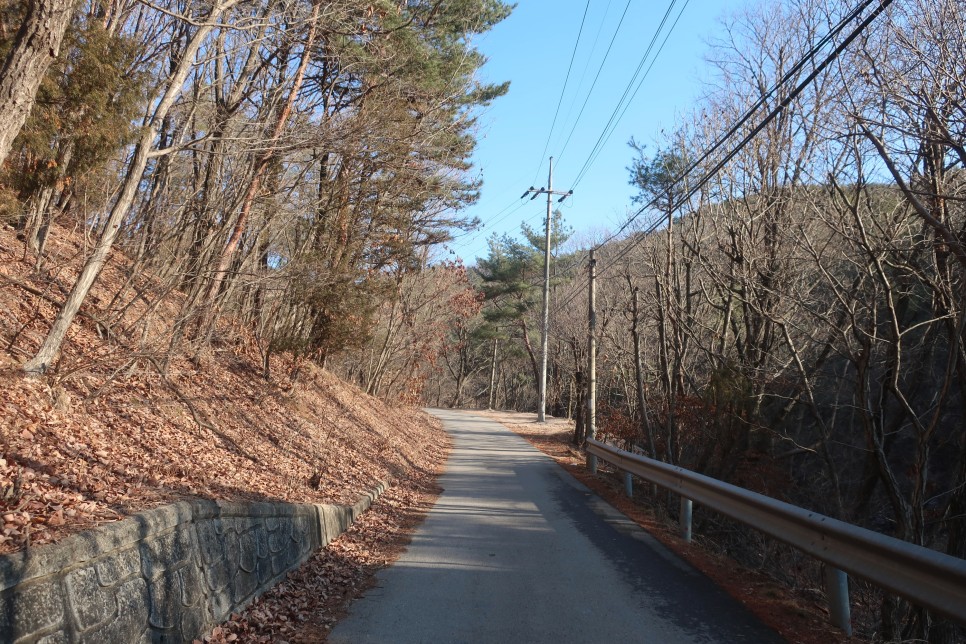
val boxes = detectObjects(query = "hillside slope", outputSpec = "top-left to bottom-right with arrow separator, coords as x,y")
0,221 -> 448,555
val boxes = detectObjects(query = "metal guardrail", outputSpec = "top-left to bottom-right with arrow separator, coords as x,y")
586,438 -> 966,633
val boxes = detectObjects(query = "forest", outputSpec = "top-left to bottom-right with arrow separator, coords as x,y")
342,1 -> 962,640
1,0 -> 964,641
0,0 -> 509,377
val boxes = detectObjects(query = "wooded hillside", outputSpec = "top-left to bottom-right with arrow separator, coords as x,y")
0,217 -> 448,556
404,3 -> 966,641
0,0 -> 507,559
0,0 -> 510,559
0,0 -> 509,378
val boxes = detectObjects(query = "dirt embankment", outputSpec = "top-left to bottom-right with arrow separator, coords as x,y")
0,221 -> 451,642
0,222 -> 448,557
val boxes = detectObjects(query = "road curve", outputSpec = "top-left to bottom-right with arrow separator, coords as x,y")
329,409 -> 783,643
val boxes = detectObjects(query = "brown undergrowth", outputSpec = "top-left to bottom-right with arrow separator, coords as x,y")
0,221 -> 448,563
479,409 -> 864,644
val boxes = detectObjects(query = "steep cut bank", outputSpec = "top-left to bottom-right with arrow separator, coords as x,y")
0,220 -> 449,556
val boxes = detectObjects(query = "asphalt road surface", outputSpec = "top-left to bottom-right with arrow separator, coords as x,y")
329,409 -> 783,643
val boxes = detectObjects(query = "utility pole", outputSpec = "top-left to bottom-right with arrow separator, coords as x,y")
487,338 -> 499,409
521,157 -> 573,423
587,248 -> 597,473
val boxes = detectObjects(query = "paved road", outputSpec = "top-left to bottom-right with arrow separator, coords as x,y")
330,409 -> 783,643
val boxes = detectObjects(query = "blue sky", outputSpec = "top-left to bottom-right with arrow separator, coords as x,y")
445,0 -> 736,264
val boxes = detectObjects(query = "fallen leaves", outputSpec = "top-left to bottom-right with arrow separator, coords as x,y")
200,467 -> 447,643
0,221 -> 450,561
0,213 -> 453,643
3,332 -> 444,546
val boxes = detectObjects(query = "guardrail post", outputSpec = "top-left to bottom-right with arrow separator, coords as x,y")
588,453 -> 598,474
624,471 -> 633,498
679,497 -> 693,543
824,566 -> 852,635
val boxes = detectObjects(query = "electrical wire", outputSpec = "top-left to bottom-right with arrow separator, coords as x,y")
575,0 -> 875,200
477,0 -> 889,314
568,0 -> 682,186
556,0 -> 614,160
572,0 -> 691,188
554,0 -> 634,164
547,0 -> 894,314
597,0 -> 889,253
532,0 -> 592,185
469,4 -> 592,253
448,198 -> 530,251
515,0 -> 683,281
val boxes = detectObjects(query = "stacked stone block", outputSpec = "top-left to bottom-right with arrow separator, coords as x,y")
0,482 -> 387,643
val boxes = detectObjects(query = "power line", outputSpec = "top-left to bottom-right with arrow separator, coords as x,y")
556,0 -> 615,161
478,0 -> 891,320
598,0 -> 827,204
555,0 -> 634,164
570,0 -> 682,185
461,0 -> 638,260
447,200 -> 529,255
475,4 -> 592,250
573,0 -> 691,188
548,0 -> 894,314
533,0 -> 592,182
598,0 -> 890,253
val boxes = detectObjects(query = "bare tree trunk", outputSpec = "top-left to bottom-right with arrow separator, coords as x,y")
200,2 -> 320,321
0,0 -> 74,167
654,275 -> 676,464
630,285 -> 657,458
519,317 -> 540,400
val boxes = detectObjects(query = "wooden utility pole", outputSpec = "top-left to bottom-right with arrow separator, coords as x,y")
488,338 -> 499,409
587,248 -> 597,472
521,157 -> 573,422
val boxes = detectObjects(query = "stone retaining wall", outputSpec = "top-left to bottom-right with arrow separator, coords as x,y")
0,482 -> 388,643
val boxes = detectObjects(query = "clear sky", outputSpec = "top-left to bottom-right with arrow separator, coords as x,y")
445,0 -> 737,264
